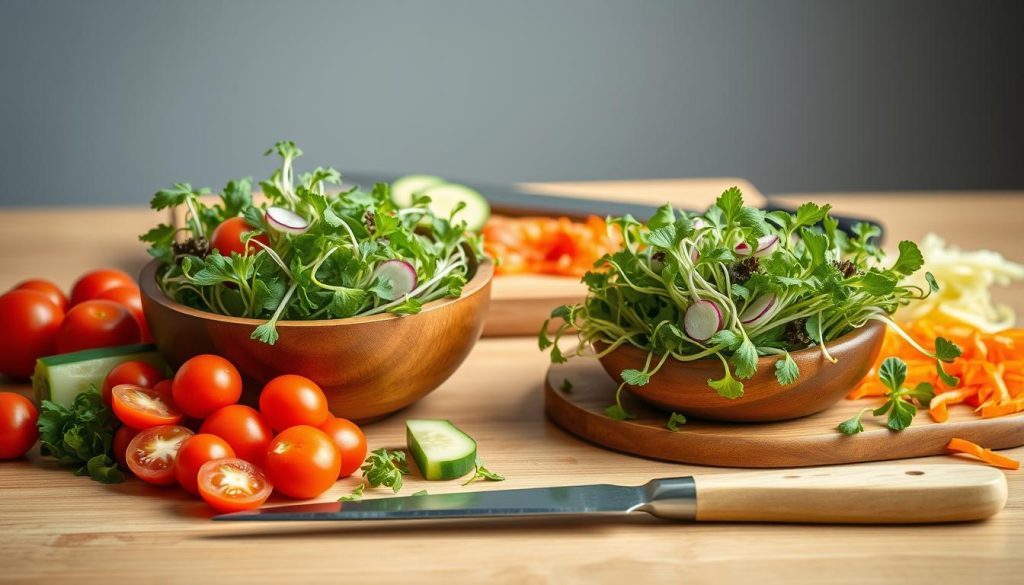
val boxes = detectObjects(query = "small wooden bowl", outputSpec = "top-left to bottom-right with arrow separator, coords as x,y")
598,320 -> 886,422
139,259 -> 493,423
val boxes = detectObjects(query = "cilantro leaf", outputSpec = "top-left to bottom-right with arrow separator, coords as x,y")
837,407 -> 871,435
360,448 -> 410,493
338,483 -> 365,501
462,459 -> 505,486
774,352 -> 799,385
934,337 -> 962,362
878,357 -> 907,393
666,412 -> 687,432
708,368 -> 744,399
604,404 -> 636,420
890,240 -> 925,276
731,337 -> 758,379
621,369 -> 651,386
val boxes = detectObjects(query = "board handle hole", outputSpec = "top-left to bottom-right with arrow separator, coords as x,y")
905,470 -> 925,476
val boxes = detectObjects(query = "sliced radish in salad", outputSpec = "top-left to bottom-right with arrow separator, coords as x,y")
739,293 -> 777,326
753,235 -> 780,257
683,300 -> 723,341
372,260 -> 418,301
692,217 -> 705,230
266,206 -> 309,234
734,241 -> 752,256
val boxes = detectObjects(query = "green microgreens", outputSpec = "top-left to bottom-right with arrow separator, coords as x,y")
838,357 -> 936,434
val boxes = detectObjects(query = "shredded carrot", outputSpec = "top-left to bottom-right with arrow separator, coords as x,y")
483,215 -> 621,277
848,314 -> 1024,424
946,438 -> 1020,470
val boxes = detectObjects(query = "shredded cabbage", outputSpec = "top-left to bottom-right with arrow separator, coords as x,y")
901,233 -> 1024,332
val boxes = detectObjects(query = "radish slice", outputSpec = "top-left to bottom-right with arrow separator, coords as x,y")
372,260 -> 418,301
739,293 -> 777,326
690,248 -> 700,264
692,217 -> 705,230
684,300 -> 723,341
734,241 -> 752,256
753,235 -> 780,257
266,206 -> 309,234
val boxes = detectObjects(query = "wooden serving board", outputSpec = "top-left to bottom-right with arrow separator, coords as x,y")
544,359 -> 1024,468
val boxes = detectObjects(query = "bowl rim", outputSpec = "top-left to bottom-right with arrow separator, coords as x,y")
597,318 -> 886,366
139,257 -> 493,327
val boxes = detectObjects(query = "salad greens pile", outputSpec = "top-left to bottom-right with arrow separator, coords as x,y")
540,187 -> 962,420
141,141 -> 482,345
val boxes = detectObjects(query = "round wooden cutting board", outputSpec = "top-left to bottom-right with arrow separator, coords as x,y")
544,359 -> 1024,468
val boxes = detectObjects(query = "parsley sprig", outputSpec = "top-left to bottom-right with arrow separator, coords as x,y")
838,357 -> 935,434
37,387 -> 124,483
539,188 -> 961,419
461,459 -> 505,486
359,448 -> 411,493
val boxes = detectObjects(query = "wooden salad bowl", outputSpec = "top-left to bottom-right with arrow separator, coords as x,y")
139,259 -> 493,423
598,320 -> 886,422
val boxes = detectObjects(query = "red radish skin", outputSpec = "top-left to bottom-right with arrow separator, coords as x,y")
734,242 -> 752,256
739,293 -> 777,326
692,218 -> 705,229
372,260 -> 418,301
754,235 -> 780,257
265,206 -> 309,234
684,300 -> 723,341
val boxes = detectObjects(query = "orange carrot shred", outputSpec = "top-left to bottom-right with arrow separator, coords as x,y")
946,438 -> 1020,470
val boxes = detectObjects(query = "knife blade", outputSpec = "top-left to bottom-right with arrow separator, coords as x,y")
213,464 -> 1007,524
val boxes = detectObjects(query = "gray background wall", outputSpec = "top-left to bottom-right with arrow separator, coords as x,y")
1,0 -> 1021,206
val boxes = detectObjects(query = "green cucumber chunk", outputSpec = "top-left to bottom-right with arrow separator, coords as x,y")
406,419 -> 478,481
419,183 -> 490,231
391,174 -> 446,208
32,344 -> 168,406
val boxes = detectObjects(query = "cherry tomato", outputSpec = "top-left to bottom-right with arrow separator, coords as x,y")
210,217 -> 269,257
199,405 -> 273,466
259,375 -> 330,432
171,354 -> 242,419
113,425 -> 139,469
97,285 -> 151,342
112,384 -> 184,430
125,424 -> 194,485
197,458 -> 272,512
0,393 -> 39,459
101,360 -> 164,406
152,379 -> 172,396
0,290 -> 64,379
12,279 -> 68,312
69,268 -> 135,307
174,434 -> 236,494
56,300 -> 141,354
264,425 -> 340,499
319,416 -> 367,478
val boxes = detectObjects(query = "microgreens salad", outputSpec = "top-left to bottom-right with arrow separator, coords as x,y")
540,187 -> 963,419
141,142 -> 483,344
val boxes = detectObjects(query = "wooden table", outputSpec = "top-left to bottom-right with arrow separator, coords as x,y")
2,186 -> 1022,584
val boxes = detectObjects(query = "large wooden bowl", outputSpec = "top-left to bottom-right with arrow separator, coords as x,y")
139,259 -> 493,423
598,320 -> 886,422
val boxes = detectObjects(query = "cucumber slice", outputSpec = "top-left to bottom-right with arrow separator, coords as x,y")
420,183 -> 490,231
32,344 -> 168,406
406,419 -> 477,481
391,175 -> 447,208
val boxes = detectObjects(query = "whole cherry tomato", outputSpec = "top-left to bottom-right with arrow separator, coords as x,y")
97,285 -> 151,342
319,416 -> 367,478
210,217 -> 269,257
12,279 -> 68,312
69,269 -> 135,307
259,374 -> 330,432
0,290 -> 64,379
113,425 -> 139,469
101,360 -> 164,406
264,425 -> 340,499
199,405 -> 273,466
171,355 -> 242,419
0,392 -> 39,459
197,458 -> 272,512
174,433 -> 235,494
56,300 -> 141,354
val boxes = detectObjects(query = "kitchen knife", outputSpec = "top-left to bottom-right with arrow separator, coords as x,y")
214,464 -> 1007,525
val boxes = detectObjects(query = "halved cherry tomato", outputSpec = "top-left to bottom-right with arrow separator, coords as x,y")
174,434 -> 235,494
13,279 -> 68,312
319,416 -> 367,478
113,425 -> 139,469
112,384 -> 184,430
259,374 -> 330,432
264,425 -> 340,499
0,392 -> 39,459
0,290 -> 64,379
97,285 -> 151,342
197,458 -> 273,512
101,360 -> 164,406
210,217 -> 269,257
125,424 -> 194,485
172,354 -> 242,419
199,405 -> 273,466
69,269 -> 135,307
56,300 -> 141,354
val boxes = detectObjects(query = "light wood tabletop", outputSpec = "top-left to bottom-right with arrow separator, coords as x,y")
1,184 -> 1022,584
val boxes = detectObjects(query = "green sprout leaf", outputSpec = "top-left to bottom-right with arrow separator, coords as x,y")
666,412 -> 687,432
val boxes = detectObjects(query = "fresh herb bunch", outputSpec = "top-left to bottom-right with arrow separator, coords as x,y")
141,141 -> 482,345
37,387 -> 124,483
539,187 -> 962,419
360,448 -> 410,493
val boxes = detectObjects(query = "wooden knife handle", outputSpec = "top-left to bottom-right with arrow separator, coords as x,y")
687,463 -> 1007,524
